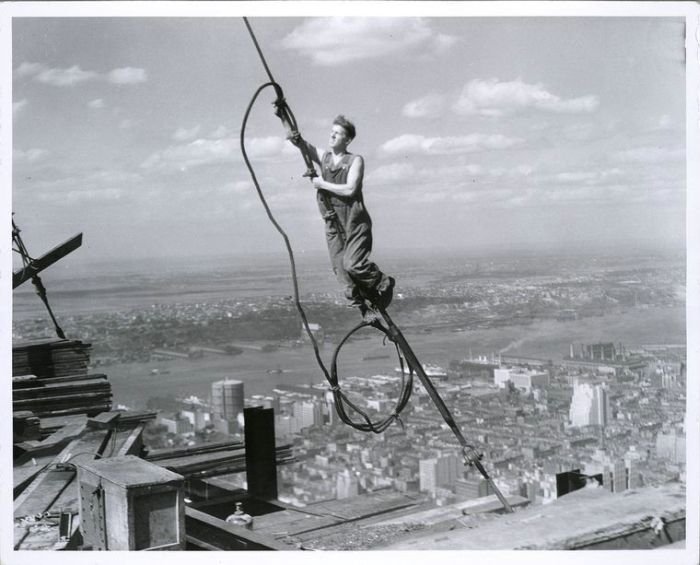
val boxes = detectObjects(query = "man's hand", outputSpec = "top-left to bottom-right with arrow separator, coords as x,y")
312,177 -> 324,190
287,131 -> 302,147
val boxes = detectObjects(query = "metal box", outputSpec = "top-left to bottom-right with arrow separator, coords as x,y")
76,455 -> 185,550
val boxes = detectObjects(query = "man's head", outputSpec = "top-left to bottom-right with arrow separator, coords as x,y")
329,115 -> 356,151
333,115 -> 356,141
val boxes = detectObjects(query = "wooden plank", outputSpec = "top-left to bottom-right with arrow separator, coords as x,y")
15,373 -> 107,387
14,429 -> 109,517
14,421 -> 87,465
13,455 -> 55,498
14,429 -> 113,550
14,391 -> 111,406
116,423 -> 146,457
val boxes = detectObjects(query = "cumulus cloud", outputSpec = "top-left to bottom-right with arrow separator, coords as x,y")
379,133 -> 523,156
210,125 -> 231,139
173,125 -> 202,142
13,98 -> 28,116
88,98 -> 105,109
141,138 -> 237,171
14,62 -> 44,78
107,67 -> 148,84
614,146 -> 685,163
453,78 -> 599,117
13,61 -> 148,87
36,65 -> 98,87
14,148 -> 48,163
402,93 -> 446,119
281,18 -> 457,65
37,187 -> 125,203
141,135 -> 287,172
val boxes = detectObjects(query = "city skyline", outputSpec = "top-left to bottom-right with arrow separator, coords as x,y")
8,5 -> 692,268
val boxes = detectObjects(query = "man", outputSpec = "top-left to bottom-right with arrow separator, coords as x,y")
290,115 -> 394,320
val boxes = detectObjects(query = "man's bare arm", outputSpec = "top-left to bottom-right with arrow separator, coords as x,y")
312,155 -> 364,197
288,132 -> 323,165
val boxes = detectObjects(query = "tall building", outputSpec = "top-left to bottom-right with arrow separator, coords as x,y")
211,379 -> 245,433
336,469 -> 359,499
569,383 -> 610,427
656,428 -> 686,464
419,452 -> 460,494
585,453 -> 627,493
294,400 -> 321,429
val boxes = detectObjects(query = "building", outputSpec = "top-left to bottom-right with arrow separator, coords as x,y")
336,469 -> 360,499
419,452 -> 460,495
211,379 -> 245,434
455,476 -> 493,500
494,366 -> 549,393
656,427 -> 686,464
569,383 -> 611,428
293,400 -> 322,429
585,452 -> 628,493
302,322 -> 325,343
563,342 -> 647,376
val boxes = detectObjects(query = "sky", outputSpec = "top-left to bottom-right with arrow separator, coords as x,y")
9,11 -> 690,267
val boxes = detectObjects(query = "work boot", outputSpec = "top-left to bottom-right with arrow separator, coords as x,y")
359,303 -> 380,325
375,276 -> 395,309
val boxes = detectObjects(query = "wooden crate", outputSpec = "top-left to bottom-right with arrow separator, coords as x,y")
76,455 -> 184,550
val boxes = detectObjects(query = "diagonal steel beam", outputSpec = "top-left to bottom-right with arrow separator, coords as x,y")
13,233 -> 82,289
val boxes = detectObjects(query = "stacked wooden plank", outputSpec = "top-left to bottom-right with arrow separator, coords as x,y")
13,338 -> 91,378
12,339 -> 112,418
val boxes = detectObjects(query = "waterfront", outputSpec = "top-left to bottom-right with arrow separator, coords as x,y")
105,305 -> 684,410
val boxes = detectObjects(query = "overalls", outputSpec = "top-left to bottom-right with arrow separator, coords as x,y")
317,151 -> 385,305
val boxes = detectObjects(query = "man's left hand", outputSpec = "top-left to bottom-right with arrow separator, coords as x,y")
312,177 -> 323,190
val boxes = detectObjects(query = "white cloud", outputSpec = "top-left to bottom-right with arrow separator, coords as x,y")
141,138 -> 237,171
379,133 -> 523,156
281,18 -> 457,65
38,187 -> 125,203
173,125 -> 202,142
107,67 -> 148,84
613,146 -> 685,163
550,169 -> 625,185
210,125 -> 231,139
36,65 -> 98,87
656,114 -> 673,130
119,119 -> 136,130
14,148 -> 48,163
14,62 -> 147,87
367,162 -> 417,184
453,78 -> 599,117
402,93 -> 446,119
14,62 -> 44,78
88,98 -> 105,109
142,134 -> 291,173
13,99 -> 28,116
227,180 -> 254,194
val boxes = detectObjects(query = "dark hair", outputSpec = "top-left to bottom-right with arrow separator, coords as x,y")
333,115 -> 356,140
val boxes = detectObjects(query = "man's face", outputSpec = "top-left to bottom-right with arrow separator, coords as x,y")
329,125 -> 351,150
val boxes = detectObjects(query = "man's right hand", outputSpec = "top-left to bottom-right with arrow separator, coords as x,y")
288,131 -> 302,146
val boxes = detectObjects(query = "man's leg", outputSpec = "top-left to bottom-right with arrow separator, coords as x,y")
325,222 -> 361,306
342,223 -> 394,308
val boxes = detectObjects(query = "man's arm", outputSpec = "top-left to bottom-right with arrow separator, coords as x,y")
312,155 -> 364,197
288,132 -> 323,165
